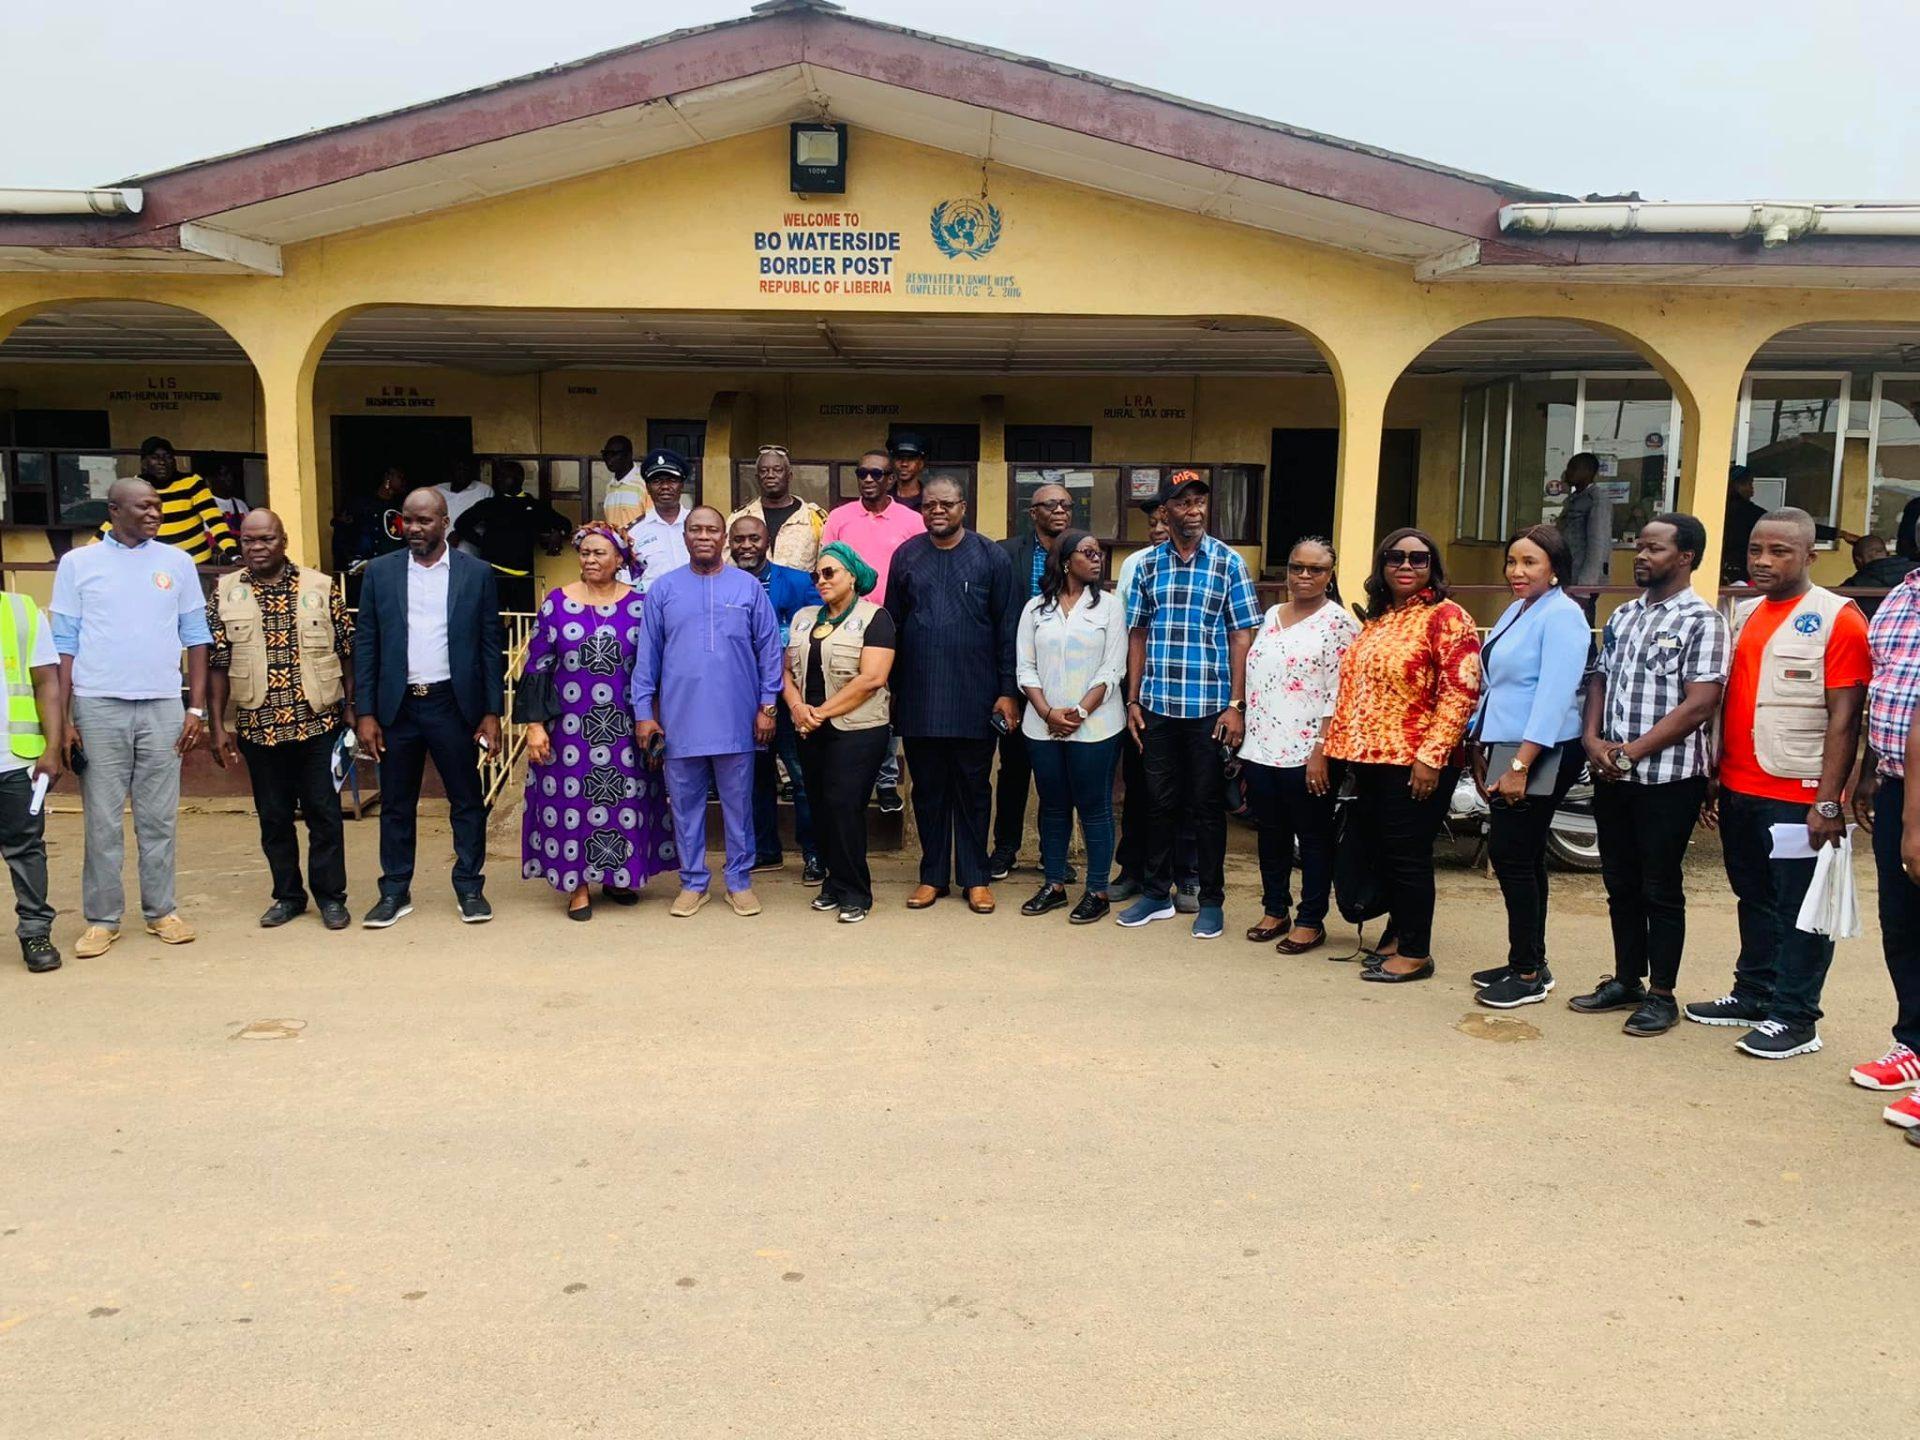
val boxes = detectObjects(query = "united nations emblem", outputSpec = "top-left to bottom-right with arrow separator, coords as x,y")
930,198 -> 1003,260
153,571 -> 174,591
1793,611 -> 1823,635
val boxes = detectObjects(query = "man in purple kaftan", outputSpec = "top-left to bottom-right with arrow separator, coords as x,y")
630,506 -> 783,917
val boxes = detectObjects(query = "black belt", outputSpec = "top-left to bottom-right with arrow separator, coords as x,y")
406,680 -> 453,697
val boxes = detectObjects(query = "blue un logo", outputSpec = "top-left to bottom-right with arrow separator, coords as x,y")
930,198 -> 1003,259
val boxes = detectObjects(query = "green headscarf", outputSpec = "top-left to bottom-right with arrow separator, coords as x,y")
818,541 -> 877,598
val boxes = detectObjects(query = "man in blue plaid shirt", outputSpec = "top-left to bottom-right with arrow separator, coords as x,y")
1119,473 -> 1260,939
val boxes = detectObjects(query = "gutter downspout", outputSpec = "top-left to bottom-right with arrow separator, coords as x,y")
1498,201 -> 1920,249
0,187 -> 144,217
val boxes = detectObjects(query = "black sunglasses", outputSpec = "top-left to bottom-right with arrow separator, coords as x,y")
814,565 -> 843,581
1287,562 -> 1331,576
1382,549 -> 1433,569
854,466 -> 887,480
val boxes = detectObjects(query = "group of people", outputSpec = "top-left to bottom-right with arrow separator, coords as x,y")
5,436 -> 1919,1153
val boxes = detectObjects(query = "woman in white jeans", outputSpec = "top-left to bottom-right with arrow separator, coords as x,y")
1015,530 -> 1129,924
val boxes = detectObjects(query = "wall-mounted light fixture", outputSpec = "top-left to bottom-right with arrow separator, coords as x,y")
790,123 -> 847,195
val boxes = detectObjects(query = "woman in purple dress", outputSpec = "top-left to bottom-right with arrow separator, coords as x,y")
521,523 -> 673,919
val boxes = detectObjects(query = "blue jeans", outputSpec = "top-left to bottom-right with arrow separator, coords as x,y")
1718,786 -> 1836,1030
1025,733 -> 1122,892
753,703 -> 816,864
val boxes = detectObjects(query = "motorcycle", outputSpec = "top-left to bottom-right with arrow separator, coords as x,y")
1439,766 -> 1602,873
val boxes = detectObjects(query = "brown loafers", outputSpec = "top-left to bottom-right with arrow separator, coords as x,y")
966,886 -> 996,914
906,885 -> 949,909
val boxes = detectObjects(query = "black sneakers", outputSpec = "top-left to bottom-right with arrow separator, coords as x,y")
1569,975 -> 1647,1013
1021,884 -> 1068,916
362,894 -> 413,928
1473,963 -> 1555,992
989,853 -> 1016,882
876,786 -> 904,815
801,858 -> 827,886
1685,993 -> 1770,1027
259,900 -> 306,928
20,935 -> 60,973
1173,885 -> 1201,916
1622,994 -> 1680,1036
1477,971 -> 1549,1008
1069,893 -> 1110,925
457,892 -> 493,924
809,894 -> 839,912
1735,1019 -> 1823,1059
318,900 -> 351,931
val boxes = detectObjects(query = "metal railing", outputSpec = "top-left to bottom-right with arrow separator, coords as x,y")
479,612 -> 536,808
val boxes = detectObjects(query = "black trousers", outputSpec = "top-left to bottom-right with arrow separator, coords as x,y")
1243,759 -> 1341,928
990,722 -> 1031,865
1592,774 -> 1705,990
1871,775 -> 1920,1052
903,736 -> 996,890
496,573 -> 536,614
799,723 -> 890,910
1348,762 -> 1456,959
1484,739 -> 1583,972
378,686 -> 487,898
240,731 -> 347,907
0,768 -> 54,939
1141,709 -> 1228,907
1116,734 -> 1196,886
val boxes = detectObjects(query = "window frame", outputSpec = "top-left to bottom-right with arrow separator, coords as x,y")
1863,372 -> 1920,544
1006,460 -> 1263,546
1735,370 -> 1850,542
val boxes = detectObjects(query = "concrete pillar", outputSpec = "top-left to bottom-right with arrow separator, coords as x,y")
252,345 -> 327,569
1331,370 -> 1394,606
1670,361 -> 1747,601
976,392 -> 1007,539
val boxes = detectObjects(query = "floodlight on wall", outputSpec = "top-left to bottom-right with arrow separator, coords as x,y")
790,123 -> 847,195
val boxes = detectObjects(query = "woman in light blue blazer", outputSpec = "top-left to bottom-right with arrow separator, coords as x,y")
1468,523 -> 1594,1009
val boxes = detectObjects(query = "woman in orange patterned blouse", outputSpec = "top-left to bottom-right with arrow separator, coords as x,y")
1324,528 -> 1482,982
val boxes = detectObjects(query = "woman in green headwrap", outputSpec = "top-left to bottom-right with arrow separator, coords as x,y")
782,541 -> 896,923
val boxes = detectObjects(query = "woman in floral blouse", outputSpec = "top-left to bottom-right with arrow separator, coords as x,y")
1324,528 -> 1482,982
1238,537 -> 1360,954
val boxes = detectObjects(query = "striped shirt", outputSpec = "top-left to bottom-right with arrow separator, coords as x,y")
1868,569 -> 1920,778
1124,535 -> 1261,718
98,472 -> 238,564
1595,588 -> 1730,785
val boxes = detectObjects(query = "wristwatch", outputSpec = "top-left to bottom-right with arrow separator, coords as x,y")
1508,757 -> 1528,774
759,704 -> 778,718
1813,800 -> 1844,820
1229,699 -> 1247,714
1607,747 -> 1636,774
186,706 -> 208,721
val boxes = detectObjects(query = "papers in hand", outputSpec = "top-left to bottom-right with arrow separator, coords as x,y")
1787,827 -> 1862,939
1768,823 -> 1852,861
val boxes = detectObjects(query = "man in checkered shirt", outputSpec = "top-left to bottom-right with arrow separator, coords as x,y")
1119,472 -> 1260,941
1847,564 -> 1920,1113
1569,513 -> 1730,1037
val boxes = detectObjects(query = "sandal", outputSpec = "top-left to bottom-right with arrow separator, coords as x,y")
1275,925 -> 1325,956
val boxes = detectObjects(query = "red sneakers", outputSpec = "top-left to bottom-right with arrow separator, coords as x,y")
1850,1045 -> 1920,1091
1885,1093 -> 1920,1129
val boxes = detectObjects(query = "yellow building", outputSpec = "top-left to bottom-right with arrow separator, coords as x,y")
5,0 -> 1920,618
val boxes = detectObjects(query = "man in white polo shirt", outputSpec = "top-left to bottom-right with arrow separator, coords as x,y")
623,448 -> 692,592
51,478 -> 211,959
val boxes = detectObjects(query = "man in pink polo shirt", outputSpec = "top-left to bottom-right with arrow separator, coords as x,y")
819,448 -> 927,604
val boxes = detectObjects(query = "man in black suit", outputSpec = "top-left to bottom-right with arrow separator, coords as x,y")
990,480 -> 1074,878
353,488 -> 505,928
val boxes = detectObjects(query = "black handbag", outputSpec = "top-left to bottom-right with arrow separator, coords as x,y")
511,656 -> 561,725
1331,781 -> 1388,926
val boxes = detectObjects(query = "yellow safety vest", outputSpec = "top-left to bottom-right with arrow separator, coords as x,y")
0,592 -> 48,760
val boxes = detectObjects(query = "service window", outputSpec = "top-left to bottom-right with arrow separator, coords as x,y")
1011,465 -> 1120,542
1738,374 -> 1848,535
1868,375 -> 1920,544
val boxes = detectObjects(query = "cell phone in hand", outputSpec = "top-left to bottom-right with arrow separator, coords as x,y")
643,731 -> 666,766
990,710 -> 1012,736
68,740 -> 88,775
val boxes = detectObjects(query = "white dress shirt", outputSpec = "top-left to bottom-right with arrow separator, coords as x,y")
1015,589 -> 1130,743
625,506 -> 690,592
405,547 -> 453,684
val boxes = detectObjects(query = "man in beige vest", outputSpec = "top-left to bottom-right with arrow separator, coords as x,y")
207,509 -> 357,929
1688,507 -> 1869,1058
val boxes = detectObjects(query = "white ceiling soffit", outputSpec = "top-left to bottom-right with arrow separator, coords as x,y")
196,63 -> 1462,265
0,246 -> 248,274
0,301 -> 252,360
1440,262 -> 1920,292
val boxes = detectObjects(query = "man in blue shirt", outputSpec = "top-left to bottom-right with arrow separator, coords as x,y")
729,513 -> 823,882
1118,473 -> 1260,939
51,478 -> 212,959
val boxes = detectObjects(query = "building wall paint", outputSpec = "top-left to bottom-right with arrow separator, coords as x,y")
5,126 -> 1920,599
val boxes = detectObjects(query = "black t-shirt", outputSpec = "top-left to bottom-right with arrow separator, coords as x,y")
804,607 -> 896,709
761,496 -> 803,542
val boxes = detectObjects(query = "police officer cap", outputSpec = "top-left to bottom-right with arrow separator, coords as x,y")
888,432 -> 928,459
641,448 -> 690,480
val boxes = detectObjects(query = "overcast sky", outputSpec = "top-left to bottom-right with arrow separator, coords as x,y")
7,0 -> 1909,199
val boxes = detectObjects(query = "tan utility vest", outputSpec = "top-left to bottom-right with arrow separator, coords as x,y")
216,567 -> 346,714
786,599 -> 890,731
1730,585 -> 1853,781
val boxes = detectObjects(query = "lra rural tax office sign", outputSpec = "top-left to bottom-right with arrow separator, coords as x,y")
752,200 -> 1022,300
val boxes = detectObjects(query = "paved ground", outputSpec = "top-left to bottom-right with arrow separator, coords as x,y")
2,810 -> 1911,1438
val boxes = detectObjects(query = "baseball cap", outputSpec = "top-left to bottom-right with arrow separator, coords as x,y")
139,435 -> 175,456
641,448 -> 690,481
888,432 -> 927,460
1153,469 -> 1210,508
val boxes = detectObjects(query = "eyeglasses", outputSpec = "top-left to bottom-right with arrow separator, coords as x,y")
813,566 -> 842,581
921,498 -> 963,512
1286,562 -> 1331,576
757,445 -> 789,457
1030,498 -> 1073,512
854,466 -> 887,480
1382,549 -> 1432,569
